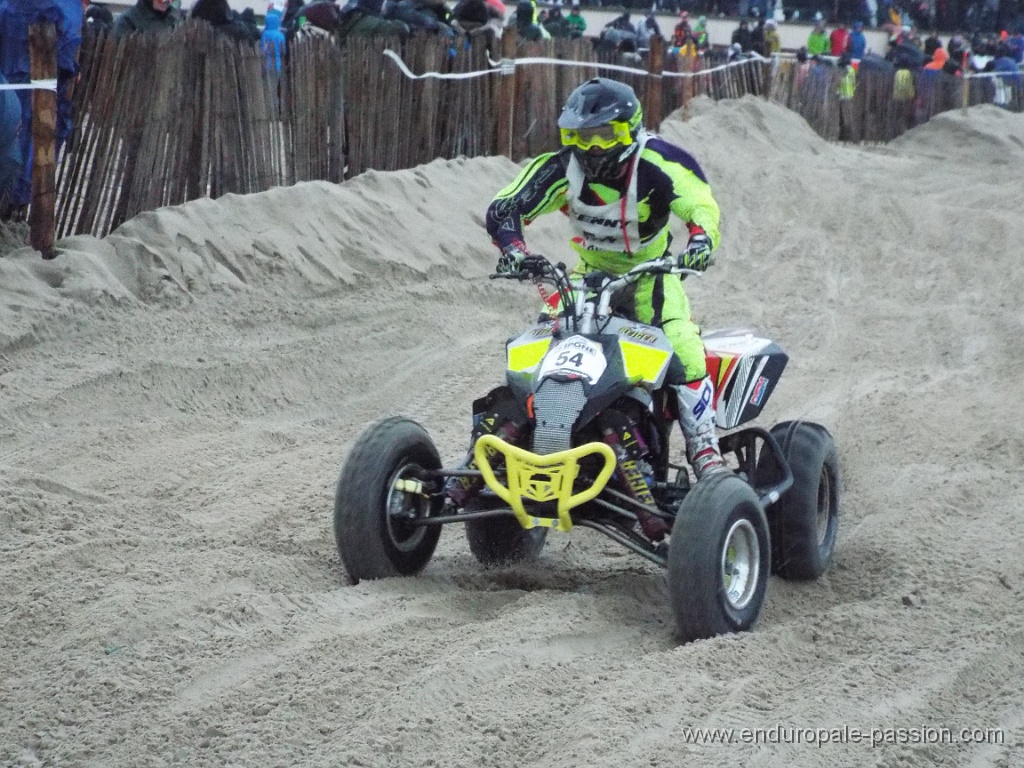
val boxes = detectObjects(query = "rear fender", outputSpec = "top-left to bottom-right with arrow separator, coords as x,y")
704,331 -> 789,429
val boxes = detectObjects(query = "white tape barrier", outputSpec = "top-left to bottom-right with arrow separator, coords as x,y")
382,48 -> 496,79
964,70 -> 1023,79
0,79 -> 58,91
382,48 -> 768,81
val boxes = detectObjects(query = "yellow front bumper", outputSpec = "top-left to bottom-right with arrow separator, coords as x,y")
473,435 -> 617,532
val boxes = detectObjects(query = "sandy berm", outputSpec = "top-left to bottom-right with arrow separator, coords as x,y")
1,96 -> 1022,767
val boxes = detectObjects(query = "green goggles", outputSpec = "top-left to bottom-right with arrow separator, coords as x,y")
559,121 -> 633,151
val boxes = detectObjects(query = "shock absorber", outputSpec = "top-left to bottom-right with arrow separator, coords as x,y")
599,410 -> 668,541
446,402 -> 528,507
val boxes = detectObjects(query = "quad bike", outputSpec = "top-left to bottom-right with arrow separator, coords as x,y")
333,255 -> 840,642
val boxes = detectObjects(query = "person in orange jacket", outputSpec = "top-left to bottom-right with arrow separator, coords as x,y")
924,46 -> 947,70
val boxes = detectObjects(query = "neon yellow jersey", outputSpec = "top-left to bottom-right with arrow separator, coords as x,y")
486,137 -> 720,276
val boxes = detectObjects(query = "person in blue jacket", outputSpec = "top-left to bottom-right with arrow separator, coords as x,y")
0,0 -> 82,220
847,20 -> 867,59
0,70 -> 22,203
262,6 -> 287,72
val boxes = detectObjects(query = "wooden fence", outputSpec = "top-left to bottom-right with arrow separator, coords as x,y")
56,22 -> 345,238
53,23 -> 773,239
49,23 -> 1023,241
771,58 -> 1024,142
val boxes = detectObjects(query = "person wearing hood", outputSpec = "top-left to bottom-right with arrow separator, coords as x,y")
807,21 -> 829,56
514,0 -> 545,41
565,3 -> 586,38
829,22 -> 849,56
750,18 -> 766,54
923,45 -> 947,70
0,71 -> 22,206
452,0 -> 502,35
763,19 -> 781,54
191,0 -> 261,41
112,0 -> 182,34
848,20 -> 867,58
262,5 -> 286,71
693,15 -> 708,52
731,19 -> 752,52
636,13 -> 661,49
0,0 -> 83,219
84,2 -> 115,30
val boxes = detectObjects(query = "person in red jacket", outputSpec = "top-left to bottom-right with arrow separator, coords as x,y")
830,22 -> 850,56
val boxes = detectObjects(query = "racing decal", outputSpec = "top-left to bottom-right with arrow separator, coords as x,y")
706,352 -> 738,402
722,355 -> 768,428
618,326 -> 660,345
749,375 -> 769,407
690,378 -> 713,419
538,336 -> 607,384
507,338 -> 552,373
619,341 -> 672,385
704,333 -> 789,429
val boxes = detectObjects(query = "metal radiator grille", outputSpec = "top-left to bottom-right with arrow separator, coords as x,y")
532,380 -> 587,455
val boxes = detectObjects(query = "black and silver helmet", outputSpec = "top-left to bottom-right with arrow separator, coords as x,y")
557,78 -> 644,179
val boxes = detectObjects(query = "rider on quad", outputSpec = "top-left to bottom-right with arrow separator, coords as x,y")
485,77 -> 726,539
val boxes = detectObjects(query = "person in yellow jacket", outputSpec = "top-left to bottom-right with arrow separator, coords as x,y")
485,78 -> 728,507
764,19 -> 781,54
837,52 -> 857,99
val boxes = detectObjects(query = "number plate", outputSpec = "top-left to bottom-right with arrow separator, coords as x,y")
538,335 -> 607,384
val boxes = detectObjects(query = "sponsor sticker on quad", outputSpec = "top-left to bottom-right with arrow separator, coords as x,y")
749,375 -> 769,406
538,335 -> 607,384
619,326 -> 659,345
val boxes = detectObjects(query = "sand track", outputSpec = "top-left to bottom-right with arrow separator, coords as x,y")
2,96 -> 1023,767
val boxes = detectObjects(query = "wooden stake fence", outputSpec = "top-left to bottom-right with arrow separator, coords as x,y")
39,25 -> 1022,245
29,23 -> 58,259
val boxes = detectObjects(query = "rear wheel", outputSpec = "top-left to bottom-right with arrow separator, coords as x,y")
757,421 -> 840,580
464,496 -> 547,566
334,417 -> 442,583
667,472 -> 770,643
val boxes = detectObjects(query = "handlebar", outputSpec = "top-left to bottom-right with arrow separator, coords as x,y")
489,254 -> 701,285
490,253 -> 702,334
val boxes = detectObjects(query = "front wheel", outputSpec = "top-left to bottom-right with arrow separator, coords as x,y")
464,496 -> 547,566
757,421 -> 840,580
667,472 -> 771,643
334,417 -> 443,583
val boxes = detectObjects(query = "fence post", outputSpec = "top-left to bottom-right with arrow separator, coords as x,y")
28,22 -> 58,260
495,27 -> 516,158
645,35 -> 664,131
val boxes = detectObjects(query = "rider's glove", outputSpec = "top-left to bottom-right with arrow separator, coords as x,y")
519,255 -> 547,276
679,225 -> 714,272
496,239 -> 530,275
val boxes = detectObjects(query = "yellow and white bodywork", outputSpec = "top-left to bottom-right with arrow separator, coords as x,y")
484,317 -> 677,531
504,316 -> 676,388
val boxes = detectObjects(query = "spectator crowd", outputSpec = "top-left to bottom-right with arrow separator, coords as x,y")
2,0 -> 1022,223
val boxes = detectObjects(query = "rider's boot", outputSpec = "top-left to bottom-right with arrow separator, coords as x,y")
672,376 -> 728,480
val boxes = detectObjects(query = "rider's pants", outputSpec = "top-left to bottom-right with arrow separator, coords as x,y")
631,272 -> 706,384
570,256 -> 706,385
